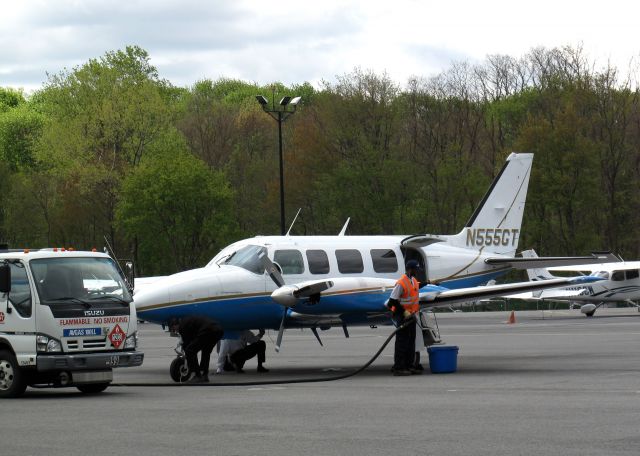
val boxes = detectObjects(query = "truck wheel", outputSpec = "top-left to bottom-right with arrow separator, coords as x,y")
170,357 -> 190,383
0,349 -> 27,398
77,383 -> 110,394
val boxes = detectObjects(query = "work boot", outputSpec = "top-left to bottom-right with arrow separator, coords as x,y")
409,367 -> 423,375
186,374 -> 205,383
413,363 -> 424,371
257,365 -> 269,373
393,369 -> 412,376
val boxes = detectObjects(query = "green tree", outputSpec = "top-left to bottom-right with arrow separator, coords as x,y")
116,148 -> 237,274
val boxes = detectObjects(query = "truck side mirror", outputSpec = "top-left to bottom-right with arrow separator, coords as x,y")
125,261 -> 135,293
0,264 -> 11,294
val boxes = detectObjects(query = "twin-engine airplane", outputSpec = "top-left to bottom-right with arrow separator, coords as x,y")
509,250 -> 639,317
133,153 -> 612,355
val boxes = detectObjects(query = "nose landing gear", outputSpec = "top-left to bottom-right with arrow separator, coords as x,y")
169,341 -> 191,383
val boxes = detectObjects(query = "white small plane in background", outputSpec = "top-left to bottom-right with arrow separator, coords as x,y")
133,152 -> 611,371
509,250 -> 639,316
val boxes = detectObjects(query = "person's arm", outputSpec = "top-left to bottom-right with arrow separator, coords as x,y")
387,284 -> 403,313
243,330 -> 260,345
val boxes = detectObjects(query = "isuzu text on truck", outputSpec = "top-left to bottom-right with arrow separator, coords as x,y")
0,248 -> 143,397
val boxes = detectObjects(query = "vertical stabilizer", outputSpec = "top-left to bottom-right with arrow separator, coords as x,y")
447,153 -> 533,255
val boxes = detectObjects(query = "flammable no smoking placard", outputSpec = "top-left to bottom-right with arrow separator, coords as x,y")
108,324 -> 126,348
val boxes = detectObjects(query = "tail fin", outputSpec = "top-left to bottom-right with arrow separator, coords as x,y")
447,152 -> 533,255
520,249 -> 557,281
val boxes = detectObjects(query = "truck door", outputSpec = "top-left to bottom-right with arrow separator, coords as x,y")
0,262 -> 36,350
1,262 -> 36,332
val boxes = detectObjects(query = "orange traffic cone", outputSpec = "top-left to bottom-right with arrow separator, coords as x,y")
506,310 -> 516,324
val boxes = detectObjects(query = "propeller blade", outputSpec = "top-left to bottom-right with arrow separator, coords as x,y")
293,281 -> 334,299
275,310 -> 287,353
259,251 -> 285,288
310,327 -> 324,346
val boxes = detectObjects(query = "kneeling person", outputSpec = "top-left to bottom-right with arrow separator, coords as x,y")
217,330 -> 269,374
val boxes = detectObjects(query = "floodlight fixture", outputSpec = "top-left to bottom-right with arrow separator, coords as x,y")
289,96 -> 301,106
256,95 -> 268,106
279,96 -> 292,106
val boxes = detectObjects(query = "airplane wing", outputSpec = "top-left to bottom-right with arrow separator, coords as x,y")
484,252 -> 620,270
507,288 -> 589,300
419,276 -> 602,307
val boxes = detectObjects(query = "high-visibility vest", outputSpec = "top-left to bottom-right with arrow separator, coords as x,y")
397,274 -> 420,314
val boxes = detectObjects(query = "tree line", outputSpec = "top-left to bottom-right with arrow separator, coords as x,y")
1,45 -> 639,276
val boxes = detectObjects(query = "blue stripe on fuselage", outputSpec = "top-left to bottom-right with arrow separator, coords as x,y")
138,289 -> 392,330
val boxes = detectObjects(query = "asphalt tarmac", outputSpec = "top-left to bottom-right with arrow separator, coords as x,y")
2,308 -> 639,456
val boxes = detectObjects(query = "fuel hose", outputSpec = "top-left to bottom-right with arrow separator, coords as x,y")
111,320 -> 412,387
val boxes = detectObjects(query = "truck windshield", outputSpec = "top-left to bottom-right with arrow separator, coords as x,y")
30,257 -> 133,304
224,245 -> 266,275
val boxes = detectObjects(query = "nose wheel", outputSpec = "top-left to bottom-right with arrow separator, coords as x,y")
169,356 -> 191,383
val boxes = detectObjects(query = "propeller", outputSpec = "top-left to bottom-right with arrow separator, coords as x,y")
259,251 -> 288,352
258,251 -> 333,352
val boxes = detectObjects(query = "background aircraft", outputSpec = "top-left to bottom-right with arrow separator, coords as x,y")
134,152 -> 612,356
509,250 -> 640,316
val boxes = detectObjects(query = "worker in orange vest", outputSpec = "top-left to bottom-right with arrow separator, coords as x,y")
387,259 -> 421,376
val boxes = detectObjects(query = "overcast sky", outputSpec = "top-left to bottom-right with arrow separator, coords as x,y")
1,0 -> 639,92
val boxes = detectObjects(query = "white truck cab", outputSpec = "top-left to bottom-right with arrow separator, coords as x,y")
0,249 -> 144,397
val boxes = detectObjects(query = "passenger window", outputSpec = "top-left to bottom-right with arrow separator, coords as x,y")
625,269 -> 639,280
335,249 -> 364,274
611,271 -> 625,281
9,262 -> 32,318
274,250 -> 305,275
306,250 -> 330,274
370,249 -> 399,273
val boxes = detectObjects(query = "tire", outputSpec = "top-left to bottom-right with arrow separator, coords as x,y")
77,383 -> 110,394
169,357 -> 190,383
0,349 -> 27,398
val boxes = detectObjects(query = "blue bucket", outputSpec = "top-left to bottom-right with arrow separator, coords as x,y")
427,346 -> 459,373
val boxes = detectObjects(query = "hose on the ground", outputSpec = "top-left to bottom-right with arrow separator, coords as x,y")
111,320 -> 412,387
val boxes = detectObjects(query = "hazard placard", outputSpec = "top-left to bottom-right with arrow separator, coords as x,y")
108,324 -> 126,349
0,311 -> 4,323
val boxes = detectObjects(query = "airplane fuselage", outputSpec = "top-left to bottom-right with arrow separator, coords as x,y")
135,235 -> 515,330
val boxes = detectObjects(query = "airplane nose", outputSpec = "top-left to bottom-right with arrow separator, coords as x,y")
133,286 -> 170,312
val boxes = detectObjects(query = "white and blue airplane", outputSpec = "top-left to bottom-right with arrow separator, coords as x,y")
509,250 -> 638,317
133,153 -> 611,355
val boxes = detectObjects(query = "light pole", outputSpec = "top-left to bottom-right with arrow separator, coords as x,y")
256,95 -> 301,235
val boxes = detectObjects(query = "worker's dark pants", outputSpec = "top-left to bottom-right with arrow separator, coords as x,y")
230,340 -> 267,369
393,318 -> 416,370
185,329 -> 223,376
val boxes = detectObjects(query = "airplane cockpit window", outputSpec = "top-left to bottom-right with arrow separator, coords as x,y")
306,250 -> 330,274
224,245 -> 267,275
371,249 -> 399,273
625,269 -> 640,280
274,250 -> 305,275
611,270 -> 625,281
592,271 -> 609,279
336,249 -> 364,274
